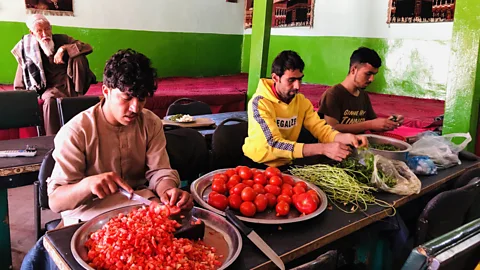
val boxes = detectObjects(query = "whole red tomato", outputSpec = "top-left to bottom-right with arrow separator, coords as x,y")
295,181 -> 308,190
227,175 -> 241,190
294,193 -> 318,214
208,193 -> 228,211
243,179 -> 255,187
240,201 -> 256,217
265,193 -> 277,208
213,173 -> 228,183
265,167 -> 281,179
238,167 -> 253,180
277,194 -> 292,205
281,188 -> 293,197
269,176 -> 283,186
253,184 -> 266,194
275,201 -> 290,216
307,189 -> 321,205
241,187 -> 257,202
265,184 -> 281,196
209,190 -> 219,199
231,183 -> 247,196
292,193 -> 299,205
282,174 -> 295,185
253,174 -> 267,185
292,185 -> 306,195
228,194 -> 243,210
254,194 -> 268,212
225,168 -> 237,178
211,179 -> 227,194
281,183 -> 293,190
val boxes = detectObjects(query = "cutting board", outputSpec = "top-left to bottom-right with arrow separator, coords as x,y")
162,117 -> 216,128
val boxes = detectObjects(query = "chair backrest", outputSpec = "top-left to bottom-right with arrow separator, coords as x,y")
211,118 -> 248,169
57,96 -> 100,126
0,90 -> 42,130
38,148 -> 55,209
453,167 -> 480,189
465,177 -> 480,222
416,178 -> 480,245
164,128 -> 209,185
402,218 -> 480,270
166,98 -> 212,116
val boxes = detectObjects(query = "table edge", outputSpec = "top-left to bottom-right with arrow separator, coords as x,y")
43,235 -> 72,270
0,164 -> 41,177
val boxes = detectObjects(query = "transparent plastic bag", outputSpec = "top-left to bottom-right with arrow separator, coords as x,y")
410,132 -> 471,169
371,155 -> 421,195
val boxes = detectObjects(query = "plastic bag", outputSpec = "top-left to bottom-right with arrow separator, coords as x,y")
371,155 -> 421,195
410,132 -> 471,169
407,156 -> 437,175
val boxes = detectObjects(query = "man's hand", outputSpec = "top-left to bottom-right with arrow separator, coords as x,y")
85,172 -> 133,199
395,115 -> 404,125
334,133 -> 368,148
53,47 -> 65,64
369,118 -> 398,131
319,142 -> 351,162
159,188 -> 194,210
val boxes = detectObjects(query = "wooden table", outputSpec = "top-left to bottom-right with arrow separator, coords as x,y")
0,136 -> 54,270
42,159 -> 480,270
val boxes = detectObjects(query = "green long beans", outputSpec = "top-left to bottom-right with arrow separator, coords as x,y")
289,164 -> 395,214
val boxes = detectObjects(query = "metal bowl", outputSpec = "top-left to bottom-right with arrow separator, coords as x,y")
363,134 -> 412,161
191,169 -> 328,224
71,205 -> 242,270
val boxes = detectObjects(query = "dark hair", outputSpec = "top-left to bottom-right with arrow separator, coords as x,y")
103,49 -> 157,99
271,50 -> 305,78
350,47 -> 382,69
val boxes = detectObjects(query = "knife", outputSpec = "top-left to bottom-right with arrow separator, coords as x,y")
225,208 -> 285,270
118,187 -> 152,206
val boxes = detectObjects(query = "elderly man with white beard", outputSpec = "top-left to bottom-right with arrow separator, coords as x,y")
11,14 -> 96,135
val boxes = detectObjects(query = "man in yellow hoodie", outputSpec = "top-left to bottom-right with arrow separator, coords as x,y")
243,50 -> 367,168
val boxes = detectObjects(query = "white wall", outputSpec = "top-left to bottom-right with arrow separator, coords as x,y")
245,0 -> 453,41
0,0 -> 245,35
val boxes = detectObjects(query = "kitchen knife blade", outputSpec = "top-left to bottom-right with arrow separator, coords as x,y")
225,208 -> 285,270
118,187 -> 152,205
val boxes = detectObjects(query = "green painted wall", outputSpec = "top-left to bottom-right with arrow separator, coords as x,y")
0,22 -> 243,84
241,34 -> 450,100
442,0 -> 480,151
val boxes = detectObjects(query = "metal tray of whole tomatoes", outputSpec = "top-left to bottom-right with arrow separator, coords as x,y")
191,169 -> 328,224
71,205 -> 242,270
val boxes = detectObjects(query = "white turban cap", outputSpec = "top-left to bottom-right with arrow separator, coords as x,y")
26,14 -> 50,31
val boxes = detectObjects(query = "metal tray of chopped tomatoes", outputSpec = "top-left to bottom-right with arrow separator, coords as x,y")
191,168 -> 328,224
71,205 -> 242,270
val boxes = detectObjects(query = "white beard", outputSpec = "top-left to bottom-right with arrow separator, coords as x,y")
39,38 -> 55,57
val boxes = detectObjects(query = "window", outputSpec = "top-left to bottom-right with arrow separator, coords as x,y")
389,0 -> 455,23
244,0 -> 314,29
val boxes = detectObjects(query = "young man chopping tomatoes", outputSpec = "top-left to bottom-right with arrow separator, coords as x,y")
242,50 -> 367,168
47,49 -> 193,225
